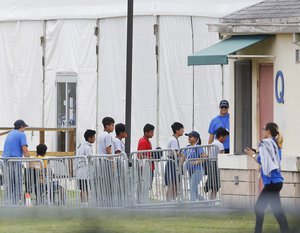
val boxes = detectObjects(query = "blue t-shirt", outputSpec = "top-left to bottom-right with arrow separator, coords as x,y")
208,114 -> 230,150
3,130 -> 28,158
257,146 -> 284,185
183,146 -> 204,172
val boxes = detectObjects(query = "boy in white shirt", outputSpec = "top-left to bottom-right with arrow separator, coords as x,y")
114,123 -> 127,154
98,117 -> 115,155
76,129 -> 96,203
165,122 -> 184,201
211,127 -> 229,153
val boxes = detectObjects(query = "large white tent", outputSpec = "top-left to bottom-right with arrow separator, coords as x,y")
0,0 -> 262,152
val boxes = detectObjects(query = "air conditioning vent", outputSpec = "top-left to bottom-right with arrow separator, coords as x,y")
296,49 -> 300,63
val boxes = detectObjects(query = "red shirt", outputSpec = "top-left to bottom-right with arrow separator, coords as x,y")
137,136 -> 154,171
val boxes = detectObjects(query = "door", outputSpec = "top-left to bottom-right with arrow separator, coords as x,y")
234,61 -> 252,154
57,77 -> 77,152
259,64 -> 274,140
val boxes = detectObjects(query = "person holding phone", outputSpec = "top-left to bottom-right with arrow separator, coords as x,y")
245,122 -> 289,233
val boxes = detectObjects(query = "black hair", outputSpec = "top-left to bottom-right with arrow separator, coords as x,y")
143,124 -> 155,133
115,123 -> 126,136
102,117 -> 115,128
265,122 -> 283,148
171,122 -> 184,134
84,129 -> 96,141
197,138 -> 202,145
36,144 -> 47,156
215,127 -> 229,138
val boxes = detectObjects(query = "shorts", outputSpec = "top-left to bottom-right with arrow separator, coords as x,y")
164,160 -> 180,186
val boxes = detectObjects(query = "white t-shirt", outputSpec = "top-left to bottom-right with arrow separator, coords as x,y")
212,139 -> 224,152
114,137 -> 125,153
167,136 -> 180,151
98,131 -> 114,154
167,136 -> 180,158
76,141 -> 93,179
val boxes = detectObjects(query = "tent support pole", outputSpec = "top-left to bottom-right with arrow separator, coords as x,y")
125,0 -> 134,155
221,64 -> 224,99
42,20 -> 46,128
190,16 -> 195,130
155,16 -> 160,147
96,18 -> 100,153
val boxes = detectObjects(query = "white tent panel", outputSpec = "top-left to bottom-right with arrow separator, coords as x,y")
159,16 -> 193,148
98,17 -> 126,129
131,16 -> 157,150
98,16 -> 158,150
0,21 -> 43,150
45,19 -> 97,150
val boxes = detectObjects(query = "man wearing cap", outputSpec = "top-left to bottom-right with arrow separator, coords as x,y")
208,100 -> 230,153
3,120 -> 30,204
3,119 -> 30,158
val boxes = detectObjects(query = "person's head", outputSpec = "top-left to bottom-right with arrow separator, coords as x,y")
84,129 -> 96,143
185,131 -> 201,146
171,122 -> 184,137
143,124 -> 155,139
14,119 -> 29,132
215,127 -> 229,143
263,122 -> 283,148
102,117 -> 115,133
219,100 -> 229,116
36,144 -> 47,156
115,123 -> 127,139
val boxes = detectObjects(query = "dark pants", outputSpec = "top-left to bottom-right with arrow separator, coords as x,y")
254,182 -> 289,233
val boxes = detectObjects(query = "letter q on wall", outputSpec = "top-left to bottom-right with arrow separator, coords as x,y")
275,71 -> 284,104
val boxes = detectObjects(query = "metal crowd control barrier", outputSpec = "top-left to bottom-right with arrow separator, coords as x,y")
47,156 -> 89,207
130,149 -> 181,207
180,144 -> 220,206
0,159 -> 6,205
0,146 -> 220,208
88,153 -> 130,208
0,158 -> 47,206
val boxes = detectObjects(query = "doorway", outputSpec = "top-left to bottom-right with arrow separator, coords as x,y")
258,63 -> 274,140
234,61 -> 252,154
57,74 -> 77,152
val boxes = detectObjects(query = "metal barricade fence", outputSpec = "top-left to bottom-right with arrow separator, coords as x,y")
0,159 -> 5,205
179,144 -> 220,206
0,158 -> 46,206
47,156 -> 91,207
88,153 -> 130,208
0,146 -> 221,208
130,149 -> 180,207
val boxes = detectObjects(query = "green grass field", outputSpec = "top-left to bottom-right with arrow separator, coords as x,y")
0,208 -> 299,233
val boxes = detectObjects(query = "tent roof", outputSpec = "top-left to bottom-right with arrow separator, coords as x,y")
0,0 -> 262,21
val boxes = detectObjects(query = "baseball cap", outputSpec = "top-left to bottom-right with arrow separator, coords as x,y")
185,131 -> 200,139
219,99 -> 229,108
14,119 -> 29,128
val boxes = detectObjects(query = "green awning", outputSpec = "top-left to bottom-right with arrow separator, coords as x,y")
188,35 -> 272,66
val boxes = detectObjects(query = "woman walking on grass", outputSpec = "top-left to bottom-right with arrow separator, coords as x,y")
245,122 -> 289,233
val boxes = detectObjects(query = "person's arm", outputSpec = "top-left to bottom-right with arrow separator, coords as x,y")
244,147 -> 259,164
20,133 -> 30,157
106,146 -> 112,154
208,134 -> 214,144
22,146 -> 30,157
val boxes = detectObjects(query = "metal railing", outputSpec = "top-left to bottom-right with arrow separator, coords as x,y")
0,146 -> 220,208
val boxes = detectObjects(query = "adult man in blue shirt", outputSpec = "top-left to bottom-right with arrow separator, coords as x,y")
208,100 -> 230,153
3,119 -> 30,158
3,119 -> 29,205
